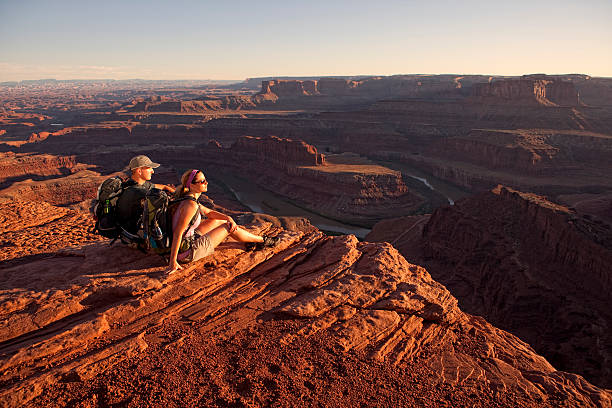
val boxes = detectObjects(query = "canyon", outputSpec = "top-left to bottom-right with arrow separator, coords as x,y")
202,136 -> 440,227
367,185 -> 612,389
1,73 -> 611,406
1,198 -> 610,407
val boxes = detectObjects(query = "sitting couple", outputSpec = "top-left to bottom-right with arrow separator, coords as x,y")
120,155 -> 278,275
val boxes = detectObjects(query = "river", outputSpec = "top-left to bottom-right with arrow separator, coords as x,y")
374,160 -> 470,205
407,175 -> 455,205
214,172 -> 372,238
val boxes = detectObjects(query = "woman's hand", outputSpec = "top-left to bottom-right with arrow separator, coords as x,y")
166,260 -> 183,275
226,216 -> 237,233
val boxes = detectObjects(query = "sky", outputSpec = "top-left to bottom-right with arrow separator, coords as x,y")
0,0 -> 611,81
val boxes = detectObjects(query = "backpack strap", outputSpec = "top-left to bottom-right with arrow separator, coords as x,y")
104,178 -> 134,202
122,179 -> 138,188
170,196 -> 197,204
169,196 -> 201,257
170,196 -> 200,231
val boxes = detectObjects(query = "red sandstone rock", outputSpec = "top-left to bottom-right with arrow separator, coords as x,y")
370,186 -> 612,389
573,76 -> 612,106
317,78 -> 358,96
122,96 -> 261,113
2,76 -> 611,405
365,215 -> 430,260
471,78 -> 580,106
0,169 -> 106,206
425,128 -> 612,175
259,80 -> 318,97
0,153 -> 92,185
223,136 -> 424,226
231,135 -> 325,167
1,198 -> 611,407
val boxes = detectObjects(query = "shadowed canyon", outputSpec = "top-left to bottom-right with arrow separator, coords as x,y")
1,74 -> 611,407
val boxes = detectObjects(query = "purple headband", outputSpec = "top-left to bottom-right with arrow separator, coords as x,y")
185,169 -> 199,189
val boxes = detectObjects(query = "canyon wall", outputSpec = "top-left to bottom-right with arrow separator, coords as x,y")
231,135 -> 325,168
0,153 -> 83,183
1,75 -> 612,406
7,126 -> 429,225
419,186 -> 612,388
258,75 -> 466,99
255,75 -> 585,107
220,136 -> 424,226
121,95 -> 262,113
471,78 -> 580,106
1,199 -> 610,406
260,79 -> 318,97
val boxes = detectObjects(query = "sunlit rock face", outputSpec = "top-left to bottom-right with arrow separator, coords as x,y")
260,79 -> 319,97
471,78 -> 580,106
230,135 -> 325,167
225,135 -> 425,226
1,74 -> 612,407
367,185 -> 612,389
1,199 -> 610,407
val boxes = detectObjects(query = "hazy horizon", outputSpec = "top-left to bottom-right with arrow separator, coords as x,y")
2,72 -> 610,85
1,0 -> 611,81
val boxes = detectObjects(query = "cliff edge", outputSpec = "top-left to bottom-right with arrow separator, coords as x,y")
0,197 -> 610,407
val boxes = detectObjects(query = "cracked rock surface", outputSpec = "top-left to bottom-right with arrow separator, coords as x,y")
1,200 -> 611,407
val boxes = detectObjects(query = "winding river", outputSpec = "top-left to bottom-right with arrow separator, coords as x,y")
215,172 -> 372,238
407,175 -> 455,205
212,160 -> 466,238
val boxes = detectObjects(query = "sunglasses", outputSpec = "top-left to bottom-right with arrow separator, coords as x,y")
192,179 -> 207,185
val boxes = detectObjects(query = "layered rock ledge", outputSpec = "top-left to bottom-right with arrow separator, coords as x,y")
205,136 -> 426,226
369,185 -> 612,389
0,200 -> 610,407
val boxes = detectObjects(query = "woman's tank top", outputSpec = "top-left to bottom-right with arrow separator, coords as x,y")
173,200 -> 202,260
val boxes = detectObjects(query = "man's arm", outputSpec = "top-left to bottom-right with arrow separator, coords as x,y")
154,183 -> 175,193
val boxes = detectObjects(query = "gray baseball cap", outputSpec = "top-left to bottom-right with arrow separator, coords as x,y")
128,155 -> 161,170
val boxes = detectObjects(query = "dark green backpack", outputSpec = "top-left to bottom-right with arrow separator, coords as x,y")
141,191 -> 197,255
93,177 -> 135,239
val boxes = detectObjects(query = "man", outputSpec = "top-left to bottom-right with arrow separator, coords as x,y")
116,155 -> 175,234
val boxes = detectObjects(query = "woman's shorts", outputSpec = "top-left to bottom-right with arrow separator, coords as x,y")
179,233 -> 214,263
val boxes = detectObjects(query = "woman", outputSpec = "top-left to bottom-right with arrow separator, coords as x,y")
166,169 -> 277,274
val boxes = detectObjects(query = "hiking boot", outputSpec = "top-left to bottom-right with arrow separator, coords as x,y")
245,235 -> 279,251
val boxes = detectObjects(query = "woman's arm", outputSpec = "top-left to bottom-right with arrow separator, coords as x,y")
198,204 -> 237,233
166,201 -> 198,274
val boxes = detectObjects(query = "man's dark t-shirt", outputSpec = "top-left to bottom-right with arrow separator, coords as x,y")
116,180 -> 154,234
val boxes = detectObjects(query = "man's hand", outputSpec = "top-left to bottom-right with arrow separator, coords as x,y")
154,183 -> 176,193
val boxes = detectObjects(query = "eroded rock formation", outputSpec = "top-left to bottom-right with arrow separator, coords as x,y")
0,198 -> 610,407
260,79 -> 318,97
257,75 -> 468,100
120,95 -> 264,113
471,78 -> 580,106
0,153 -> 87,185
424,129 -> 612,176
231,135 -> 325,167
221,136 -> 425,226
370,186 -> 612,388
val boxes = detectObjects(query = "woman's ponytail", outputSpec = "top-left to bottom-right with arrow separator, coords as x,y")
173,169 -> 199,199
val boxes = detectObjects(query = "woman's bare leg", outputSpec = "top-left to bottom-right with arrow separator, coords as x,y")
195,218 -> 227,235
229,226 -> 264,243
196,219 -> 263,249
205,225 -> 231,249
